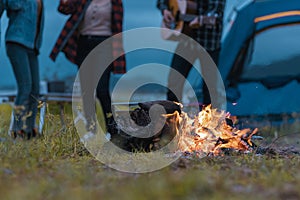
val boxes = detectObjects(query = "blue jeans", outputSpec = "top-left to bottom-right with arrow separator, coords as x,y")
6,42 -> 40,133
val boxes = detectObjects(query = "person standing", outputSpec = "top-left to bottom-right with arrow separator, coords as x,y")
50,0 -> 126,136
157,0 -> 225,108
0,0 -> 44,139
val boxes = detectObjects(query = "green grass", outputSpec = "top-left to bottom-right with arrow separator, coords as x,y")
0,104 -> 300,200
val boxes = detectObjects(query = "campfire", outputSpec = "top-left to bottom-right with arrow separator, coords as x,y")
113,100 -> 259,155
176,104 -> 258,156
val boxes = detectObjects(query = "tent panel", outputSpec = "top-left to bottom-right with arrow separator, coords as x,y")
219,0 -> 300,88
241,24 -> 300,81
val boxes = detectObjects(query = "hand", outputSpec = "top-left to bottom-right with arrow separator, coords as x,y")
189,16 -> 201,29
163,9 -> 174,28
60,0 -> 68,4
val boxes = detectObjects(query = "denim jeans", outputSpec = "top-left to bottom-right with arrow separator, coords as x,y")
6,42 -> 40,133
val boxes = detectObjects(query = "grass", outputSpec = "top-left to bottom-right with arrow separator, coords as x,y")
0,103 -> 300,200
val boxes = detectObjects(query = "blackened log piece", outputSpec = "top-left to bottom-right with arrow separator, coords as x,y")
130,100 -> 181,126
129,107 -> 151,127
138,100 -> 182,115
111,100 -> 182,152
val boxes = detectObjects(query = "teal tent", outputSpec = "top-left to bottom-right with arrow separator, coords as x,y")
220,0 -> 300,96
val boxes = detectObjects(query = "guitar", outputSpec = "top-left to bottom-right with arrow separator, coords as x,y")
161,0 -> 218,41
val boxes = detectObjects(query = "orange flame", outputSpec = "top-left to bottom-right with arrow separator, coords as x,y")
175,105 -> 258,155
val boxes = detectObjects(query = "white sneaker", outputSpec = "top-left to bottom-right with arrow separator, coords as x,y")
80,131 -> 111,144
80,131 -> 95,144
105,132 -> 111,141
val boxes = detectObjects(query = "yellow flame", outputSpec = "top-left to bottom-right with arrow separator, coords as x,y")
177,105 -> 257,155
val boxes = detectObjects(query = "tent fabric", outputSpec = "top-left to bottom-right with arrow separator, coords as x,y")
241,24 -> 300,87
219,0 -> 300,94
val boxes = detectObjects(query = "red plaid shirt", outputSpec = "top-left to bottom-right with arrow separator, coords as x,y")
50,0 -> 126,74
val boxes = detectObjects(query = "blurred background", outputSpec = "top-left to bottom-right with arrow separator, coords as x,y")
1,0 -> 300,116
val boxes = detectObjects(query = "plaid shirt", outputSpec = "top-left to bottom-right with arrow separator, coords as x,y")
157,0 -> 225,51
50,0 -> 126,74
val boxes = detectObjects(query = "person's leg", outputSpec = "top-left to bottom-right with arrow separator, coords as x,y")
76,35 -> 112,133
76,36 -> 100,132
167,42 -> 195,103
94,39 -> 113,131
202,49 -> 220,106
6,43 -> 32,136
27,49 -> 40,136
96,63 -> 113,128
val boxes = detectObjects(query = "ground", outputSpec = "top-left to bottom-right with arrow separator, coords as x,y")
0,104 -> 299,200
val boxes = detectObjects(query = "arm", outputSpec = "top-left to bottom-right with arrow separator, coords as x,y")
156,0 -> 174,28
58,0 -> 79,15
190,0 -> 225,28
2,0 -> 22,11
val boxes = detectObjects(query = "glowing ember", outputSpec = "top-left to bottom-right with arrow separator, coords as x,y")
166,105 -> 258,156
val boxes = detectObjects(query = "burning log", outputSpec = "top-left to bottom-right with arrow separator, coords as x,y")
111,100 -> 259,155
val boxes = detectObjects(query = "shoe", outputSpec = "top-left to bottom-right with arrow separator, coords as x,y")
14,130 -> 25,139
80,131 -> 95,144
105,132 -> 111,141
31,128 -> 39,138
26,128 -> 39,140
106,117 -> 118,135
11,131 -> 17,139
11,130 -> 31,140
